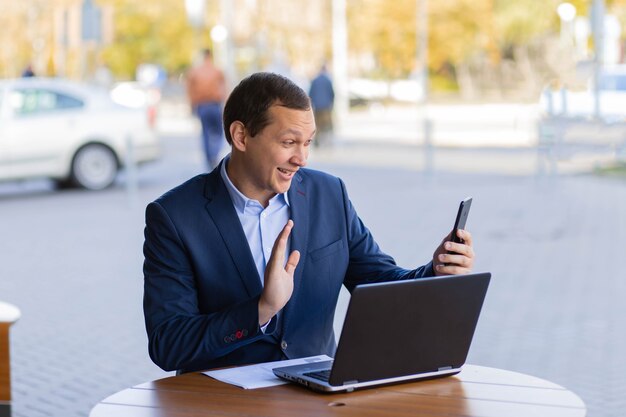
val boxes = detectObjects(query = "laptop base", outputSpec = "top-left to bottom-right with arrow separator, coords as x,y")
273,362 -> 461,393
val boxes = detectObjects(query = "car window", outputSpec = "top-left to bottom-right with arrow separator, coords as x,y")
600,74 -> 626,91
9,88 -> 84,116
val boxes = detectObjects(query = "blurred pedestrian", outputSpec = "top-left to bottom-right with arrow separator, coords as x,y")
21,64 -> 35,78
186,49 -> 227,170
308,64 -> 335,147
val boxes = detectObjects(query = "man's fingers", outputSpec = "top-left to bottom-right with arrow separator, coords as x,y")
278,219 -> 294,244
285,250 -> 301,275
445,242 -> 471,257
434,229 -> 475,276
436,264 -> 471,275
269,220 -> 294,264
447,230 -> 472,250
439,252 -> 471,267
446,231 -> 473,258
457,229 -> 472,246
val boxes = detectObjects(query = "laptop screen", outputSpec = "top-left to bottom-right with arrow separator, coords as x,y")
329,273 -> 491,386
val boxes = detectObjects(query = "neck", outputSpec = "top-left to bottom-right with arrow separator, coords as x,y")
226,155 -> 274,208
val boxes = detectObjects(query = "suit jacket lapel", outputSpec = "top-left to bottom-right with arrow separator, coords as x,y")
203,168 -> 263,298
282,171 -> 309,332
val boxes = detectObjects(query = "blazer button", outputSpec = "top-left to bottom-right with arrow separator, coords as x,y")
280,340 -> 288,350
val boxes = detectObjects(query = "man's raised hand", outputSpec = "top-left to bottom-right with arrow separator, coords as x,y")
258,220 -> 301,326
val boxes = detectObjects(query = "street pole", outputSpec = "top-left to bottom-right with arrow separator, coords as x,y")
591,0 -> 605,120
185,0 -> 206,64
125,133 -> 138,208
417,0 -> 433,175
220,0 -> 237,84
332,0 -> 349,126
417,0 -> 428,103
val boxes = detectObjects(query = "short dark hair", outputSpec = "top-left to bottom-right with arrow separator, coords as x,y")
223,72 -> 311,144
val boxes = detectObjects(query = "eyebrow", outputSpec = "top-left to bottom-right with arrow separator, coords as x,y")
279,128 -> 317,139
280,128 -> 303,137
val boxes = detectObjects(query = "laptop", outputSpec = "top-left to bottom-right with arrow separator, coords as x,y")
273,272 -> 491,392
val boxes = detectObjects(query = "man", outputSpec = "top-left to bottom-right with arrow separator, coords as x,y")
308,65 -> 334,147
186,49 -> 227,169
21,64 -> 35,78
143,72 -> 474,373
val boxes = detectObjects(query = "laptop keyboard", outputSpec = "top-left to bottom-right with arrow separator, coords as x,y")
303,369 -> 331,382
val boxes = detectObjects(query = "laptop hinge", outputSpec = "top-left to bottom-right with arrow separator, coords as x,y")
438,366 -> 453,371
343,380 -> 358,385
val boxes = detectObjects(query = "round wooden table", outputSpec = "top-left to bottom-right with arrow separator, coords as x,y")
1,301 -> 21,417
90,364 -> 586,417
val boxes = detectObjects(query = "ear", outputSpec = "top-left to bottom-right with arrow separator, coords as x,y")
229,121 -> 247,152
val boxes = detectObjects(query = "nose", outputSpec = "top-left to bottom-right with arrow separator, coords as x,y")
290,145 -> 308,167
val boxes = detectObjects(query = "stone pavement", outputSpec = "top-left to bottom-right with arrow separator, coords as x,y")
158,98 -> 539,147
0,134 -> 624,417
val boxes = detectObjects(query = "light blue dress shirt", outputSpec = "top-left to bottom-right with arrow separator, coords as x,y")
220,155 -> 291,286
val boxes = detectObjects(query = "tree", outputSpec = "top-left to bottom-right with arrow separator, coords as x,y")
429,0 -> 498,69
348,0 -> 498,80
98,0 -> 204,78
348,0 -> 416,79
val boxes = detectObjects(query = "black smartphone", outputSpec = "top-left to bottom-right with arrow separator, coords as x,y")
449,197 -> 472,248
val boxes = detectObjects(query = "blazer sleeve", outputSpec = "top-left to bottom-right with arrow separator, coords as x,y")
338,178 -> 434,292
143,201 -> 276,372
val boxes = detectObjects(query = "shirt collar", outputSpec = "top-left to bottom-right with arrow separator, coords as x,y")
220,154 -> 290,214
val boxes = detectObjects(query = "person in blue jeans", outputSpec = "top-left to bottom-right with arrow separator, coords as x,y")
186,49 -> 227,169
308,64 -> 335,147
195,102 -> 223,168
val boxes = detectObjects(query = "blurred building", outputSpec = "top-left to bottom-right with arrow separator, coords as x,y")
0,0 -> 113,79
0,0 -> 331,83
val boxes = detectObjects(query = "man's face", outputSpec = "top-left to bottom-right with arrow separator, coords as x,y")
238,105 -> 315,205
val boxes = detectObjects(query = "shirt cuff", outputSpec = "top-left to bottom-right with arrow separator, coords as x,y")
260,315 -> 276,334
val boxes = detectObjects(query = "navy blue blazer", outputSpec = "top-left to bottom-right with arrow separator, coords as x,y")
143,164 -> 434,372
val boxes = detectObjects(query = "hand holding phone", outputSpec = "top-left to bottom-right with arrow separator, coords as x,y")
449,197 -> 472,250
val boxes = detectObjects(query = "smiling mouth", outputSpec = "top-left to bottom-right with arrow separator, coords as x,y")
277,167 -> 295,177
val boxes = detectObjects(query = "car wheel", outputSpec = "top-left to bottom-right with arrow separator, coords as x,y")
70,144 -> 118,190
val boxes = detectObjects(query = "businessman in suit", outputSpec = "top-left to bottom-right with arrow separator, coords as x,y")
143,72 -> 475,373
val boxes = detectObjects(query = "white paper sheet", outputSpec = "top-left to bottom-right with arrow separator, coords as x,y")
203,354 -> 332,389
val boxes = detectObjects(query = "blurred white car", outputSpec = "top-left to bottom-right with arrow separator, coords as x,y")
539,65 -> 626,122
0,77 -> 160,190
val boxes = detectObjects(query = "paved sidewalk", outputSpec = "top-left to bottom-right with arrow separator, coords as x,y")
1,135 -> 624,417
159,99 -> 615,176
157,99 -> 539,147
